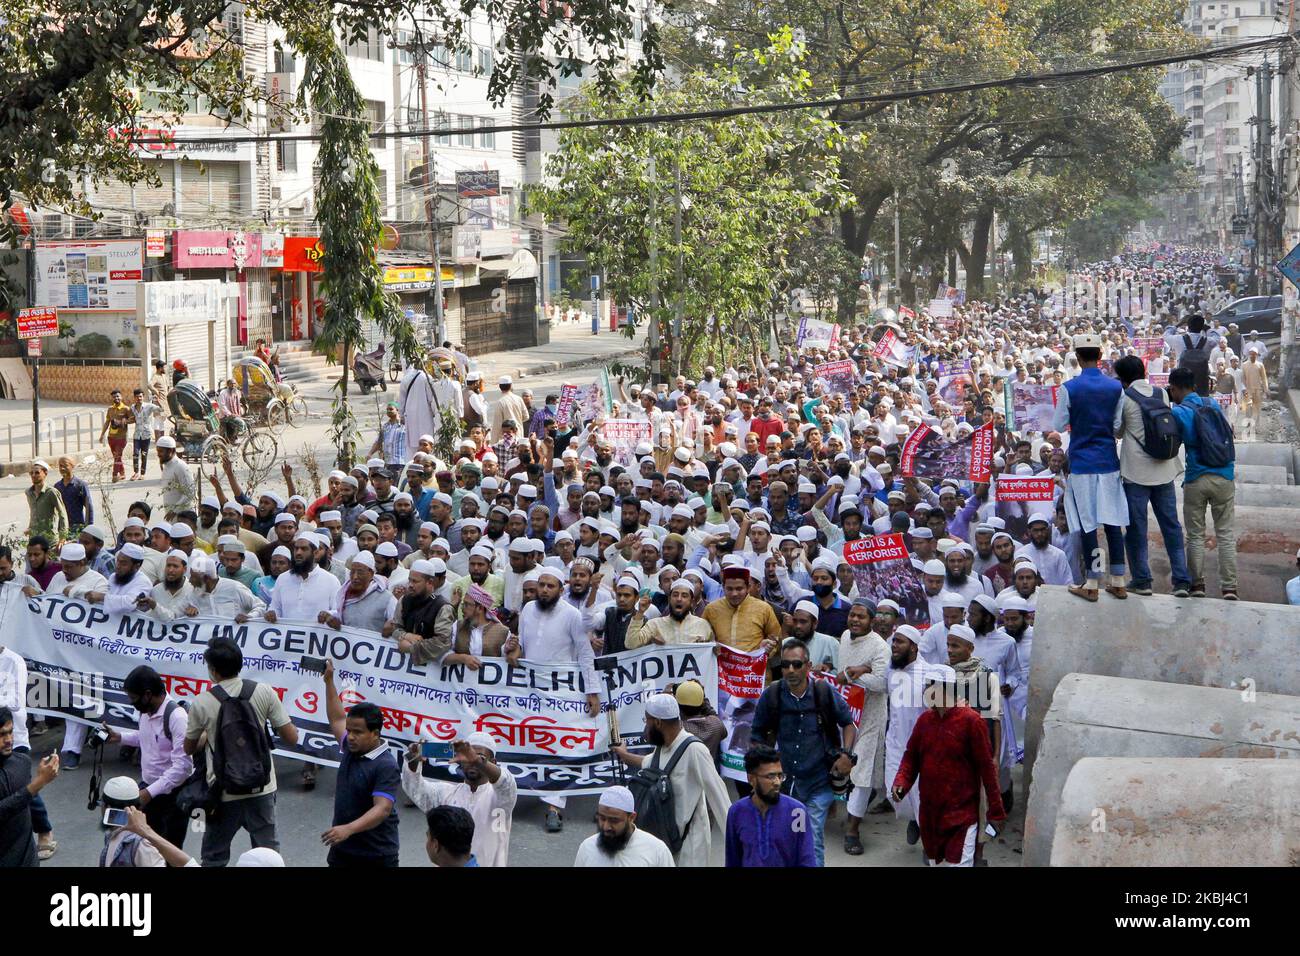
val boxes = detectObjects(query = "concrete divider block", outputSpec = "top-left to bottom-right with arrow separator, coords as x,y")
1233,442 -> 1296,474
1229,483 -> 1300,508
1235,464 -> 1291,485
1051,758 -> 1300,866
1023,673 -> 1300,867
1024,586 -> 1300,788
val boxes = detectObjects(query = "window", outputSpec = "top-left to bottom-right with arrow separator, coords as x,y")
433,111 -> 451,146
454,114 -> 475,147
396,29 -> 416,65
407,107 -> 425,130
456,46 -> 474,73
476,45 -> 493,74
274,47 -> 296,74
375,170 -> 388,218
365,99 -> 387,147
430,42 -> 450,68
277,139 -> 297,172
346,26 -> 384,62
478,117 -> 496,149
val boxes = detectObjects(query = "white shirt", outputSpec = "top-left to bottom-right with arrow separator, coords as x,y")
401,761 -> 518,867
44,568 -> 108,600
102,570 -> 152,615
269,566 -> 339,623
192,577 -> 266,619
1014,542 -> 1073,588
159,456 -> 196,510
0,646 -> 30,750
574,827 -> 676,867
517,599 -> 597,688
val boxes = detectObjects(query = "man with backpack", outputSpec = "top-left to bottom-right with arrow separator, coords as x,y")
1167,367 -> 1238,600
750,638 -> 857,867
1114,356 -> 1192,598
104,665 -> 195,849
612,692 -> 730,867
1166,314 -> 1218,396
183,636 -> 299,866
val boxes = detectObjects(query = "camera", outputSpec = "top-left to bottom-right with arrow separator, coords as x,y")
86,725 -> 111,750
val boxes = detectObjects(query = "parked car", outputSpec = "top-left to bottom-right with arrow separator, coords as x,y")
1213,295 -> 1282,337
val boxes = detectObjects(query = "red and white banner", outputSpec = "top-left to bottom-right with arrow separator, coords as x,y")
16,307 -> 59,339
899,419 -> 995,482
810,670 -> 865,726
717,645 -> 769,781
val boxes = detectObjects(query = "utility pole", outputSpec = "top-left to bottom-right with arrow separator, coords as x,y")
1279,0 -> 1299,386
26,235 -> 39,457
892,102 -> 901,306
670,141 -> 684,377
417,55 -> 445,347
1251,60 -> 1275,296
647,155 -> 661,385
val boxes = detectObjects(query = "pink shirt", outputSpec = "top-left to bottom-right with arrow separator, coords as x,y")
118,695 -> 194,799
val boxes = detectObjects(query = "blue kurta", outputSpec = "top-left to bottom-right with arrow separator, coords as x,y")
724,794 -> 816,867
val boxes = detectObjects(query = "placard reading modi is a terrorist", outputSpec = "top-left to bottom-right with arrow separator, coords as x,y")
1,585 -> 717,796
843,534 -> 930,629
899,419 -> 994,482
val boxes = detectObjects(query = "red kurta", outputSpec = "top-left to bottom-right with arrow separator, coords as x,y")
893,703 -> 1006,864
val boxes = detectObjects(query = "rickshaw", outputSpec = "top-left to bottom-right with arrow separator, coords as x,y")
167,379 -> 278,471
232,355 -> 308,433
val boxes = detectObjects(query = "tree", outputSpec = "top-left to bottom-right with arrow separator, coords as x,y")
528,30 -> 853,375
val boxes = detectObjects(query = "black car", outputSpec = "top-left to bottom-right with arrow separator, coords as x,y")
1213,295 -> 1282,337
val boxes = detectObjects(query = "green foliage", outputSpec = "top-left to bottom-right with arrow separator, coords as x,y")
73,333 -> 113,357
528,29 -> 853,374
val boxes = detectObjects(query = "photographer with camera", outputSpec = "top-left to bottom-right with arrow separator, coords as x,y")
103,665 -> 195,848
96,776 -> 166,867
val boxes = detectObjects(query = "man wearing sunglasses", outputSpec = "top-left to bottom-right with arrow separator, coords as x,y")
751,638 -> 856,867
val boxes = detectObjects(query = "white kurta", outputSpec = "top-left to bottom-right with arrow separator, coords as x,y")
574,827 -> 675,867
971,631 -> 1021,784
268,566 -> 339,623
44,569 -> 108,600
641,731 -> 732,868
885,660 -> 927,822
401,761 -> 518,867
192,578 -> 266,619
517,599 -> 597,688
998,625 -> 1034,752
839,631 -> 889,790
918,623 -> 951,666
399,369 -> 463,449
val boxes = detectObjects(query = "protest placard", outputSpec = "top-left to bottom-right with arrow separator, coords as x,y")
812,359 -> 857,398
1004,382 -> 1059,432
601,419 -> 652,465
717,645 -> 770,781
898,420 -> 994,482
843,534 -> 930,629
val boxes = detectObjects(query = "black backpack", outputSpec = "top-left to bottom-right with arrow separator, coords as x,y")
1190,399 -> 1236,469
209,682 -> 274,796
758,679 -> 842,761
1177,333 -> 1212,395
627,736 -> 708,854
1124,386 -> 1182,461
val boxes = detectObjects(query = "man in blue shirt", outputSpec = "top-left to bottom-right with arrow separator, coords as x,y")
725,744 -> 815,867
751,639 -> 856,866
425,806 -> 478,867
1167,366 -> 1238,600
321,662 -> 401,867
1286,549 -> 1300,606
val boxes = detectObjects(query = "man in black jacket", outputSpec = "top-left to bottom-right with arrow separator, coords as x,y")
388,560 -> 455,664
0,706 -> 61,867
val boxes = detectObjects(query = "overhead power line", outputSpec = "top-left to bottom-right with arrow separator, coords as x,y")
126,31 -> 1298,148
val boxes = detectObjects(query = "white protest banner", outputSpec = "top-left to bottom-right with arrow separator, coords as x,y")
601,419 -> 652,465
811,359 -> 856,398
797,317 -> 839,350
717,645 -> 769,781
928,298 -> 953,317
1,585 -> 716,796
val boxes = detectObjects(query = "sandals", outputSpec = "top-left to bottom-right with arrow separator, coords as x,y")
844,834 -> 864,856
1067,585 -> 1099,603
38,839 -> 58,861
1105,585 -> 1128,600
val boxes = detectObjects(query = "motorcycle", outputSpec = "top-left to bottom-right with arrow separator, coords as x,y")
353,343 -> 388,395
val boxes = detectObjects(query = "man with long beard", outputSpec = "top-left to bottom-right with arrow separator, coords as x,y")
882,624 -> 928,845
627,578 -> 712,647
837,597 -> 890,855
514,567 -> 600,833
574,786 -> 674,867
940,548 -> 984,604
138,550 -> 196,621
1014,515 -> 1073,587
263,534 -> 339,625
995,595 -> 1035,758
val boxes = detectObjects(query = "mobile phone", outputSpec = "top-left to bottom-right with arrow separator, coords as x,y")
103,807 -> 129,828
299,656 -> 328,674
421,742 -> 453,760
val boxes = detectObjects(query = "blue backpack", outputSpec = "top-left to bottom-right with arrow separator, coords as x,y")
1190,399 -> 1235,468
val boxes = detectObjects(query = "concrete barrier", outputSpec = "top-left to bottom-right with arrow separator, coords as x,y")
1050,758 -> 1300,866
1235,464 -> 1291,485
1023,673 -> 1300,867
1227,483 -> 1300,508
1024,587 -> 1300,789
1233,442 -> 1296,476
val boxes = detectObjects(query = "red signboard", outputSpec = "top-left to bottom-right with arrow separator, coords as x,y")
16,307 -> 59,339
282,237 -> 324,273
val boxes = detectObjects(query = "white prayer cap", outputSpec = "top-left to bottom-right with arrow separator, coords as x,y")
923,559 -> 947,576
433,492 -> 454,506
420,521 -> 440,534
638,536 -> 662,552
170,523 -> 195,539
320,510 -> 342,523
938,591 -> 969,609
535,567 -> 564,584
480,478 -> 499,493
288,495 -> 308,507
351,551 -> 376,571
793,599 -> 820,620
895,624 -> 921,645
999,594 -> 1032,612
671,504 -> 694,521
123,516 -> 146,530
328,470 -> 347,481
166,547 -> 189,565
508,538 -> 533,555
366,457 -> 386,470
262,492 -> 286,508
466,731 -> 497,754
749,521 -> 771,533
155,436 -> 177,449
876,599 -> 901,614
797,480 -> 817,495
103,776 -> 141,802
616,575 -> 641,592
372,542 -> 397,559
1013,556 -> 1038,572
59,543 -> 87,562
235,848 -> 285,868
796,526 -> 818,542
119,543 -> 145,561
948,624 -> 976,646
519,484 -> 538,498
395,492 -> 413,504
462,517 -> 487,531
292,530 -> 317,545
274,512 -> 296,526
599,786 -> 637,814
201,495 -> 220,511
669,579 -> 696,595
811,554 -> 840,575
970,594 -> 997,616
644,693 -> 681,720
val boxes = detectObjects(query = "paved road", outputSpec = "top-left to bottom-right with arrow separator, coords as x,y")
29,724 -> 1026,867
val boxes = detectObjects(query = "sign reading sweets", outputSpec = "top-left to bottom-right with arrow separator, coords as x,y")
811,359 -> 856,397
899,419 -> 995,482
600,419 -> 652,465
2,586 -> 717,796
843,534 -> 930,629
717,645 -> 770,781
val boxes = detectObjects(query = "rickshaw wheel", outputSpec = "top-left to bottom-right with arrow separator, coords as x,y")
241,430 -> 278,471
388,359 -> 401,383
201,436 -> 228,467
288,396 -> 309,422
266,401 -> 288,434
